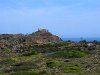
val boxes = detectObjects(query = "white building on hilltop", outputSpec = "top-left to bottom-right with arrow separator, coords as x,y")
38,28 -> 48,32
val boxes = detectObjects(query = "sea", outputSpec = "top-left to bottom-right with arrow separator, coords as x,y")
62,38 -> 100,42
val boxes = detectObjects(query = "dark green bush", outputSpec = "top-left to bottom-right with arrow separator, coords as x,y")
11,71 -> 38,75
63,65 -> 81,73
63,50 -> 87,58
53,50 -> 87,58
46,60 -> 64,68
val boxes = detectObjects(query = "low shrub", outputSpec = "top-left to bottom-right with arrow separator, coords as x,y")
46,60 -> 64,68
63,65 -> 81,73
52,50 -> 87,58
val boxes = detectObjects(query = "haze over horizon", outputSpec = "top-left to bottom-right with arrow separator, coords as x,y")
0,0 -> 100,38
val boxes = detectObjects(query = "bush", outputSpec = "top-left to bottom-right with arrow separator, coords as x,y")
53,50 -> 87,58
0,48 -> 13,54
22,49 -> 37,56
39,70 -> 50,75
11,62 -> 37,71
11,70 -> 50,75
0,58 -> 16,65
63,50 -> 87,58
46,60 -> 64,68
63,65 -> 81,73
18,46 -> 37,56
11,71 -> 38,75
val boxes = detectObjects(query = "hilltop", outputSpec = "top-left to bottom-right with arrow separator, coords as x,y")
31,29 -> 61,44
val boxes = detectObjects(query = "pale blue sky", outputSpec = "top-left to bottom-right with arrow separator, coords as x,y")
0,0 -> 100,38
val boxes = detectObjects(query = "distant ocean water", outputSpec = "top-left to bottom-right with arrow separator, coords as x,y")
62,38 -> 100,42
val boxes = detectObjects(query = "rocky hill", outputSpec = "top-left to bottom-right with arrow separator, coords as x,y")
0,29 -> 61,50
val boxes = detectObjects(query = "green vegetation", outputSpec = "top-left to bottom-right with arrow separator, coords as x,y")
0,41 -> 100,75
0,29 -> 100,75
51,50 -> 87,58
63,50 -> 87,58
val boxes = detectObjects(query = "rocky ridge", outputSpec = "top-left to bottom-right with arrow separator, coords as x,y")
0,29 -> 61,50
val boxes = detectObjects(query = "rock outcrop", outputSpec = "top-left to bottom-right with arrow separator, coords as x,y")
31,29 -> 61,44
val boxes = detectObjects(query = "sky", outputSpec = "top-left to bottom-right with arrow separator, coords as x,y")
0,0 -> 100,38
